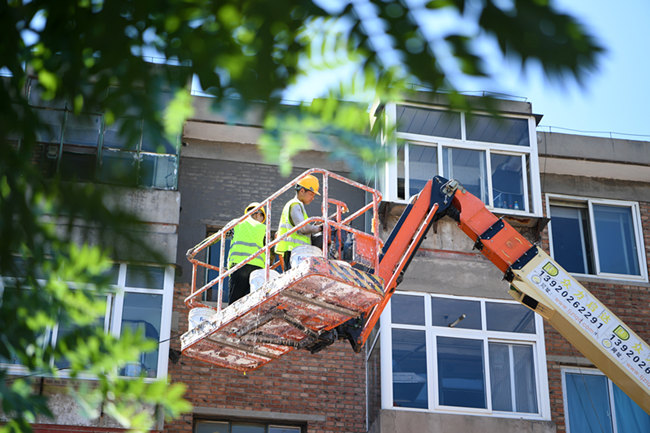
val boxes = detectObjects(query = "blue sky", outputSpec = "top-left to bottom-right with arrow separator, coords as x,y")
285,0 -> 650,140
482,0 -> 650,139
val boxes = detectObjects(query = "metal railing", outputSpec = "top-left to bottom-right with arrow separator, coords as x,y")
184,168 -> 384,313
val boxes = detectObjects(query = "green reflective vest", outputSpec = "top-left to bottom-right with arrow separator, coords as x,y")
228,217 -> 266,268
275,197 -> 311,254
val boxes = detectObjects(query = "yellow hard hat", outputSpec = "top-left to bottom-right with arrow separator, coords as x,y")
245,202 -> 266,223
296,174 -> 320,195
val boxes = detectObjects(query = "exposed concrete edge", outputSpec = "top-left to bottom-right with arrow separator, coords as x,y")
539,156 -> 649,182
193,406 -> 327,423
547,355 -> 593,367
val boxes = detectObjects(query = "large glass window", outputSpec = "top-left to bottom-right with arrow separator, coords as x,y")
2,263 -> 174,379
27,78 -> 179,190
386,293 -> 548,418
396,106 -> 461,138
442,147 -> 487,202
563,369 -> 650,433
386,104 -> 539,215
549,197 -> 646,281
466,113 -> 530,146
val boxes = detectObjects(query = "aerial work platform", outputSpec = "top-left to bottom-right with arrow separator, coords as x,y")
180,169 -> 387,371
181,256 -> 384,371
180,169 -> 650,413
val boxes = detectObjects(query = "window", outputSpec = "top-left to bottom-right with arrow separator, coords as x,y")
27,78 -> 179,189
384,293 -> 549,418
548,196 -> 647,281
204,229 -> 232,304
194,420 -> 302,433
385,104 -> 540,215
563,369 -> 650,433
2,263 -> 174,379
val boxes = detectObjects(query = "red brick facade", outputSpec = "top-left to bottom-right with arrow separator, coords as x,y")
167,283 -> 368,433
540,199 -> 650,433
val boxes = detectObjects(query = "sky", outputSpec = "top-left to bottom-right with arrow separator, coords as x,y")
285,0 -> 650,141
472,0 -> 650,140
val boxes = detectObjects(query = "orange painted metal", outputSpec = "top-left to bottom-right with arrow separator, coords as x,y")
181,257 -> 384,371
357,179 -> 440,346
181,169 -> 387,371
452,188 -> 533,273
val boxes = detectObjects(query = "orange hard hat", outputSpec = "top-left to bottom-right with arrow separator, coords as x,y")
296,174 -> 320,195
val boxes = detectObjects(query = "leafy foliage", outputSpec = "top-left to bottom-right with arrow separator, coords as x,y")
0,0 -> 601,431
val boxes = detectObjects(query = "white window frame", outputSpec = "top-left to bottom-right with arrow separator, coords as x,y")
561,367 -> 649,433
381,102 -> 542,217
380,292 -> 551,420
1,262 -> 174,381
546,194 -> 648,283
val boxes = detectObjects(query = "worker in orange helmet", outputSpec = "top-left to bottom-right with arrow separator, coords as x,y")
275,174 -> 322,269
227,202 -> 266,304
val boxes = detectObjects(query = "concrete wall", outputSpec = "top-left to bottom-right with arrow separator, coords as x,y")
378,203 -> 534,300
175,154 -> 366,284
538,132 -> 650,183
105,187 -> 181,263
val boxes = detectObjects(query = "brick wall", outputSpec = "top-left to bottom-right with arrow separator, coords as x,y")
540,198 -> 650,433
176,158 -> 365,284
170,157 -> 370,432
167,283 -> 368,433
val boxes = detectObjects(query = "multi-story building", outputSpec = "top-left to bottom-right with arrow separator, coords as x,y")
3,82 -> 649,433
168,91 -> 650,433
1,76 -> 180,432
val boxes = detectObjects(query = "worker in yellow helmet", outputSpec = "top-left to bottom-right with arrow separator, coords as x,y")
227,202 -> 266,303
275,174 -> 321,269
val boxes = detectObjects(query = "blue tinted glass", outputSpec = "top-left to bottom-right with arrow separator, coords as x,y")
396,106 -> 461,138
442,147 -> 487,203
486,302 -> 535,333
550,206 -> 593,274
491,153 -> 524,210
140,153 -> 177,189
392,329 -> 428,408
120,293 -> 162,378
408,144 -> 438,198
269,427 -> 301,433
437,337 -> 486,408
391,294 -> 425,325
513,345 -> 538,413
593,205 -> 640,276
207,238 -> 230,303
565,373 -> 613,433
99,149 -> 137,185
466,114 -> 530,146
612,383 -> 650,432
432,297 -> 481,329
102,117 -> 141,150
231,424 -> 265,433
125,265 -> 165,289
489,343 -> 512,411
63,113 -> 101,147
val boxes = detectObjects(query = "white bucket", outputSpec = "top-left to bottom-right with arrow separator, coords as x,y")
290,245 -> 322,268
188,307 -> 216,330
249,269 -> 279,292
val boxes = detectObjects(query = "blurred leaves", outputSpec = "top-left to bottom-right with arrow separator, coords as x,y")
0,0 -> 602,430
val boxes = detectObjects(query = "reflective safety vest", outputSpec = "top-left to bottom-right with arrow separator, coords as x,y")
228,217 -> 266,268
275,197 -> 311,254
